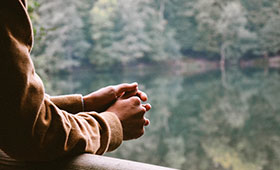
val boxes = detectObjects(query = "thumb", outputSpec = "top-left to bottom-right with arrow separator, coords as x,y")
116,82 -> 138,97
121,89 -> 138,99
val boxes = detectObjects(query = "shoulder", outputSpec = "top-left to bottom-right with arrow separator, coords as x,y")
0,0 -> 28,10
0,0 -> 33,51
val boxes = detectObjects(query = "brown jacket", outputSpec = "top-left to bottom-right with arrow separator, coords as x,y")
0,0 -> 123,161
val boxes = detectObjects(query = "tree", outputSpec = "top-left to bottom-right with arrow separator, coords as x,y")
32,0 -> 90,75
88,0 -> 181,68
163,0 -> 200,56
28,0 -> 92,93
240,0 -> 280,57
194,1 -> 257,65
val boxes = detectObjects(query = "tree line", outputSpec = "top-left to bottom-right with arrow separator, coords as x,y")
28,0 -> 280,75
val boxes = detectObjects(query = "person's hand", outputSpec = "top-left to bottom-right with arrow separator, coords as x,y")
107,95 -> 151,140
83,83 -> 148,112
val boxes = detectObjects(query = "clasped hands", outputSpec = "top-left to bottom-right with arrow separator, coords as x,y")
83,83 -> 151,140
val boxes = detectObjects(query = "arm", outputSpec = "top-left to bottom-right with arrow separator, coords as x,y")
48,83 -> 147,114
0,0 -> 122,161
48,94 -> 84,114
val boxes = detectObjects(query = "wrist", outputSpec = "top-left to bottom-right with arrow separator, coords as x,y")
81,96 -> 85,112
82,93 -> 97,112
82,95 -> 90,111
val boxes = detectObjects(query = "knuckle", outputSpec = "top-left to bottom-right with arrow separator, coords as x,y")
133,107 -> 145,117
120,83 -> 130,91
108,86 -> 117,95
140,107 -> 146,114
107,86 -> 114,92
131,97 -> 141,105
122,83 -> 129,87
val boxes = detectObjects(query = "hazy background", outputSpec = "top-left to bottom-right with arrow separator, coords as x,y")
28,0 -> 280,169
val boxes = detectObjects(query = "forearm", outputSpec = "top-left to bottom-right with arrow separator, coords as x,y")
48,94 -> 84,114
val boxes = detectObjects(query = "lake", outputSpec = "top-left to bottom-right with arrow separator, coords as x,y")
49,66 -> 280,170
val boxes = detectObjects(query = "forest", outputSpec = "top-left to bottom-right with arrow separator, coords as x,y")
28,0 -> 280,77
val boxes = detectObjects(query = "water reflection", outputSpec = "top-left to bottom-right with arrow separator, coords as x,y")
49,67 -> 280,170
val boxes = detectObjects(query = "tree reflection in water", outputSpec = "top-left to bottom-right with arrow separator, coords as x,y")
47,67 -> 280,170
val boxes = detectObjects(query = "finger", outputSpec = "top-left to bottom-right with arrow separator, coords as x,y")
137,90 -> 148,102
142,103 -> 151,112
121,89 -> 138,99
115,82 -> 138,97
144,118 -> 150,126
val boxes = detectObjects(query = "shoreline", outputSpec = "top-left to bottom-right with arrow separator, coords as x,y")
73,56 -> 280,76
122,56 -> 280,77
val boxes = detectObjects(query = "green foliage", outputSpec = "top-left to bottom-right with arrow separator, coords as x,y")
165,0 -> 279,62
88,0 -> 119,67
29,0 -> 280,71
33,0 -> 90,70
28,0 -> 92,92
88,0 -> 181,67
199,1 -> 256,60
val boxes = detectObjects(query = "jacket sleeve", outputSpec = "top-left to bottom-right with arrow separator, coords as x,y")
0,0 -> 123,161
48,94 -> 84,114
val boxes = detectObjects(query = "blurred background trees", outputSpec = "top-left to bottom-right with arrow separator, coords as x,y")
28,0 -> 280,74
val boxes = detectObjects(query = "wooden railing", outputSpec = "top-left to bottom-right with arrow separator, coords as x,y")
0,150 -> 177,170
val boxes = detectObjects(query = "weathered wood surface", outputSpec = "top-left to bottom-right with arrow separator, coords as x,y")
0,150 -> 177,170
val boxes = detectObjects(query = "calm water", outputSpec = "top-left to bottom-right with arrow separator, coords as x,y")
50,66 -> 280,170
